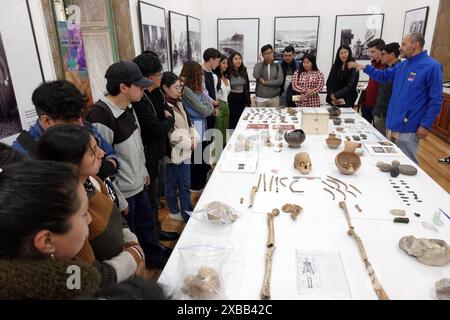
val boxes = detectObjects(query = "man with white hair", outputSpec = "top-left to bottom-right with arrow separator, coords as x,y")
348,33 -> 443,163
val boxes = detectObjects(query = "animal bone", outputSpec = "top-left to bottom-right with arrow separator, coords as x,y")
269,175 -> 274,192
336,188 -> 347,201
181,266 -> 221,299
275,177 -> 279,193
248,186 -> 258,209
355,204 -> 363,212
326,179 -> 340,189
263,173 -> 267,192
327,175 -> 349,192
322,181 -> 336,190
257,174 -> 262,190
324,188 -> 335,201
347,190 -> 357,198
436,278 -> 450,300
282,204 -> 303,221
260,209 -> 280,300
289,180 -> 304,193
349,184 -> 362,195
339,201 -> 389,300
279,177 -> 288,187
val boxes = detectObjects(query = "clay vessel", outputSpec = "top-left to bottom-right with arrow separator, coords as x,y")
326,133 -> 342,149
335,141 -> 361,175
284,129 -> 306,148
327,106 -> 341,119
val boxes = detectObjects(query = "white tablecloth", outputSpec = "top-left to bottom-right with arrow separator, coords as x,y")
158,107 -> 450,300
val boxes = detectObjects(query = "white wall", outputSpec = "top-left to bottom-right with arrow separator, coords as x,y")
198,0 -> 440,79
27,0 -> 56,80
129,0 -> 202,55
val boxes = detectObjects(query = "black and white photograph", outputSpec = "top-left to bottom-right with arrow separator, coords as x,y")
0,0 -> 43,141
333,14 -> 384,81
372,146 -> 385,154
274,16 -> 320,60
0,32 -> 20,140
139,2 -> 169,71
169,11 -> 189,76
217,18 -> 259,79
402,6 -> 429,38
187,16 -> 201,63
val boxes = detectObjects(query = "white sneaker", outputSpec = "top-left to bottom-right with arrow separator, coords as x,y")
169,212 -> 184,222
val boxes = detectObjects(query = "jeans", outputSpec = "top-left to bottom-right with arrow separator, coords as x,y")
165,163 -> 192,222
125,189 -> 162,267
392,132 -> 419,164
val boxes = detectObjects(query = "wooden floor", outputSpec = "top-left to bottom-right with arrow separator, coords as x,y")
143,132 -> 450,281
417,132 -> 450,193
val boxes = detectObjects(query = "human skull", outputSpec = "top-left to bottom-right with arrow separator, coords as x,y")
294,152 -> 312,175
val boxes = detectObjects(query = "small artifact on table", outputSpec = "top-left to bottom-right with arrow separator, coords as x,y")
181,266 -> 221,299
336,127 -> 345,132
394,217 -> 409,223
333,118 -> 342,125
344,118 -> 355,124
390,209 -> 406,217
436,278 -> 450,300
355,204 -> 362,212
377,162 -> 392,173
240,197 -> 244,204
282,203 -> 303,221
327,105 -> 341,118
399,235 -> 450,266
205,201 -> 239,224
294,152 -> 312,175
326,133 -> 342,149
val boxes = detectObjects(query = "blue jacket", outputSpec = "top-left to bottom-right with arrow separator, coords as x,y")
12,120 -> 120,173
364,51 -> 443,132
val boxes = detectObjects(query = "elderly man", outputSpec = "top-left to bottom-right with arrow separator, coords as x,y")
348,33 -> 443,163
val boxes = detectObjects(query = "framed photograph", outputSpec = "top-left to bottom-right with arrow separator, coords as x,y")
274,16 -> 320,60
169,11 -> 188,75
138,1 -> 169,72
402,7 -> 429,38
333,14 -> 384,81
217,18 -> 259,80
372,146 -> 385,154
0,0 -> 44,140
187,16 -> 201,63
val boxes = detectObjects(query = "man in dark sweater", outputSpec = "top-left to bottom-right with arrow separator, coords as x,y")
202,48 -> 221,129
361,39 -> 385,125
373,43 -> 400,137
132,52 -> 179,242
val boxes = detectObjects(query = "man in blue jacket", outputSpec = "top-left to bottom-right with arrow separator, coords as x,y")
348,33 -> 443,163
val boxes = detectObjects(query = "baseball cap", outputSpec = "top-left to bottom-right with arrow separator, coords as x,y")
105,61 -> 153,88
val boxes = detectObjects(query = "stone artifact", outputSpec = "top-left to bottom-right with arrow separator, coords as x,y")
182,266 -> 221,299
333,118 -> 342,125
399,235 -> 450,267
327,105 -> 341,118
294,152 -> 312,175
377,162 -> 392,172
398,164 -> 418,176
326,133 -> 342,149
393,217 -> 409,223
344,118 -> 355,124
261,209 -> 280,300
335,141 -> 361,175
284,129 -> 306,148
435,278 -> 450,300
282,204 -> 303,221
339,201 -> 389,300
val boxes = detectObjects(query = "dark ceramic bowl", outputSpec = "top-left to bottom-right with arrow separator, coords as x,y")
284,129 -> 306,148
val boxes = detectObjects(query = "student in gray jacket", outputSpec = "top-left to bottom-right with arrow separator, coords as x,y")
253,44 -> 284,108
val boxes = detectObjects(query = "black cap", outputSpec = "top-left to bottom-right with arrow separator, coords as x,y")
105,61 -> 153,88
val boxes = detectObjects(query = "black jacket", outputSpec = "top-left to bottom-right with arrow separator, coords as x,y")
132,88 -> 175,178
326,63 -> 359,108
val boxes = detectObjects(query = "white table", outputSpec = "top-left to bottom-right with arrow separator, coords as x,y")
158,107 -> 450,300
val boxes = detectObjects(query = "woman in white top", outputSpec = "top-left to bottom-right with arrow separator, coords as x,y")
213,55 -> 231,161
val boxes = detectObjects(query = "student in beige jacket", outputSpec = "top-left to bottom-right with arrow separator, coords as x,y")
161,72 -> 200,222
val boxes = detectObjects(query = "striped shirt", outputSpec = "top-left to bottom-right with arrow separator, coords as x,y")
291,70 -> 325,107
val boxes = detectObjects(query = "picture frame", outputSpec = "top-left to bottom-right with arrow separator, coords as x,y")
217,18 -> 259,80
138,1 -> 170,72
187,15 -> 201,63
402,6 -> 429,39
0,0 -> 44,140
273,16 -> 320,61
333,14 -> 384,81
169,11 -> 188,75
